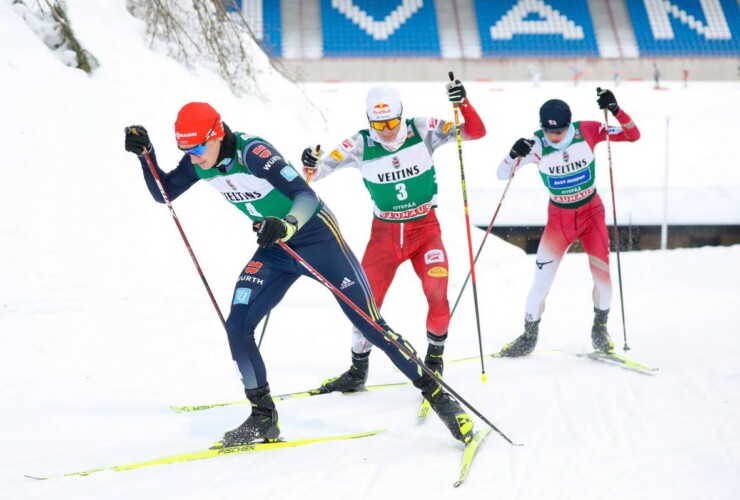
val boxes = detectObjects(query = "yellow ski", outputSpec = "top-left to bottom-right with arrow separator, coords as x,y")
454,426 -> 492,487
26,429 -> 385,480
171,382 -> 411,413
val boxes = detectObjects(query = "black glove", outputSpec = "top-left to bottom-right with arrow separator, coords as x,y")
596,87 -> 619,116
509,138 -> 534,159
124,125 -> 152,156
446,79 -> 467,104
253,216 -> 297,247
301,146 -> 319,170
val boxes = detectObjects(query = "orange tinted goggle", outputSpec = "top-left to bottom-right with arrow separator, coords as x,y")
369,118 -> 401,131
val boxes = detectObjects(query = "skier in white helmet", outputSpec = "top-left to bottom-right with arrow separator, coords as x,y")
301,80 -> 486,394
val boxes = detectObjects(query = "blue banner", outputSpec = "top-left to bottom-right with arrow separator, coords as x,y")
321,0 -> 440,57
625,0 -> 740,56
261,0 -> 282,57
473,0 -> 598,57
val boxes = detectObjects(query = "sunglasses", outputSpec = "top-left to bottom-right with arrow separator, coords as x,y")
179,118 -> 218,156
181,142 -> 209,156
369,117 -> 401,131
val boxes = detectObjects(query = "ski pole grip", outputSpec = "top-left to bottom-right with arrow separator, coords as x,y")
448,71 -> 455,81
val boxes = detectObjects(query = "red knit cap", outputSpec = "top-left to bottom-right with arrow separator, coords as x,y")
174,102 -> 225,148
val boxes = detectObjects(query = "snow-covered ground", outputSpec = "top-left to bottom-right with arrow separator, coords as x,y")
1,1 -> 739,498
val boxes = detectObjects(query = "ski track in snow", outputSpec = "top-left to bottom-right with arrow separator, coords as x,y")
1,1 -> 740,498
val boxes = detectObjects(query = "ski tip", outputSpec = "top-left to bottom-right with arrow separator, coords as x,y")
474,427 -> 494,441
416,411 -> 431,422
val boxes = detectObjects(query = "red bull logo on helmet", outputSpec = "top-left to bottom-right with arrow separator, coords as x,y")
372,102 -> 392,118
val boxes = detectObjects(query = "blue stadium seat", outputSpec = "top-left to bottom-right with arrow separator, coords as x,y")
251,0 -> 739,59
626,0 -> 740,56
473,0 -> 598,58
261,0 -> 282,57
321,0 -> 440,57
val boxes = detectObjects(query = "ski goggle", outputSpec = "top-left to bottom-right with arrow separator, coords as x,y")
369,117 -> 401,131
180,142 -> 209,156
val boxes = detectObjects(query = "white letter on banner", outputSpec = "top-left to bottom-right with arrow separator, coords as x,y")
489,0 -> 584,40
644,0 -> 731,40
332,0 -> 423,41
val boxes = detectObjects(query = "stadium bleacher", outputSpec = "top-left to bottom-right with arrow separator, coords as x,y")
231,0 -> 738,59
474,0 -> 599,58
321,0 -> 441,57
626,0 -> 740,56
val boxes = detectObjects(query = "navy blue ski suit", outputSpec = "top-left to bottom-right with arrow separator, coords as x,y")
137,128 -> 423,390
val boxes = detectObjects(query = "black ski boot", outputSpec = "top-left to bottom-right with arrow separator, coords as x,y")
222,385 -> 280,447
424,332 -> 447,377
414,374 -> 474,444
319,351 -> 369,393
499,319 -> 540,357
591,308 -> 614,353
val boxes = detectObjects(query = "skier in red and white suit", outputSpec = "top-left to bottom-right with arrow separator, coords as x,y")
302,81 -> 485,392
495,88 -> 640,357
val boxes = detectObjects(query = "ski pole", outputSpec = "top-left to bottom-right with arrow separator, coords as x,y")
141,151 -> 226,328
601,103 -> 630,352
276,241 -> 519,446
257,313 -> 270,348
448,71 -> 487,382
450,158 -> 519,318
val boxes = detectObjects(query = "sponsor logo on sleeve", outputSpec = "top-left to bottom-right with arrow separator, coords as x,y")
424,249 -> 445,264
280,166 -> 298,182
263,155 -> 282,171
442,122 -> 452,134
252,145 -> 271,159
330,149 -> 344,161
428,118 -> 439,129
341,138 -> 355,150
239,275 -> 263,285
245,261 -> 263,274
233,288 -> 252,305
428,266 -> 448,277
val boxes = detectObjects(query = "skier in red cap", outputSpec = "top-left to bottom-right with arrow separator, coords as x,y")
123,102 -> 475,447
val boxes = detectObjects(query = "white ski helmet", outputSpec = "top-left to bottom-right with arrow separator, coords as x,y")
366,86 -> 403,122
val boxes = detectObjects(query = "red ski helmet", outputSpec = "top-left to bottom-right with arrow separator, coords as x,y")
174,102 -> 225,149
